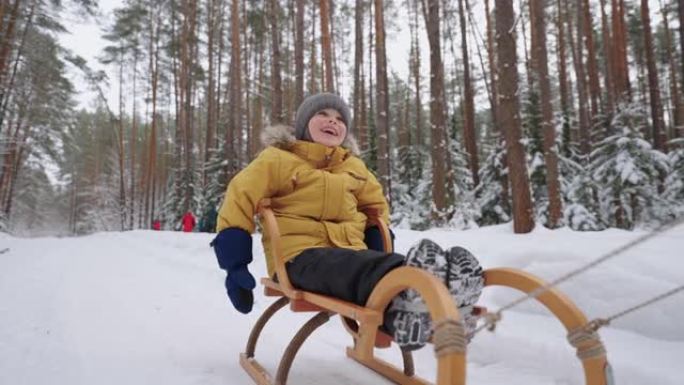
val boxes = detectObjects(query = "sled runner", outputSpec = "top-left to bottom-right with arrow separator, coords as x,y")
239,199 -> 611,385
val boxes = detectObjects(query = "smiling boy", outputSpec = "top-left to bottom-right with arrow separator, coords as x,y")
212,93 -> 484,350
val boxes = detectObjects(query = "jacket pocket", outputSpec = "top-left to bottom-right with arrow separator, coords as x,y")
344,223 -> 365,248
344,171 -> 366,193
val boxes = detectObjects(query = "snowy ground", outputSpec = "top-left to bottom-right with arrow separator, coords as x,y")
1,224 -> 682,385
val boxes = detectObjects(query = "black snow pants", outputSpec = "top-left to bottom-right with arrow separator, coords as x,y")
285,247 -> 405,306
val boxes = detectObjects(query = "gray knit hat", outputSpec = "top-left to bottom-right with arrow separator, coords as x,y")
294,93 -> 352,141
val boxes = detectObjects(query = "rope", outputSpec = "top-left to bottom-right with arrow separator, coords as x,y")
567,325 -> 607,360
474,312 -> 502,333
574,284 -> 684,336
599,284 -> 684,326
474,216 -> 684,335
433,319 -> 467,356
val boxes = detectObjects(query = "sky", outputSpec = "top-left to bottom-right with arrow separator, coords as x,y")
1,223 -> 683,384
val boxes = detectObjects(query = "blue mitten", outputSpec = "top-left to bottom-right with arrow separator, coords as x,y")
211,228 -> 256,313
364,226 -> 395,252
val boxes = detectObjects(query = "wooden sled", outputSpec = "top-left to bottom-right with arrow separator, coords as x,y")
240,199 -> 611,385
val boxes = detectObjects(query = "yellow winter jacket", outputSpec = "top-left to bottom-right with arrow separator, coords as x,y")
216,125 -> 390,277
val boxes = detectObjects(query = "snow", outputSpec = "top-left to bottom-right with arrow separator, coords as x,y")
1,225 -> 683,384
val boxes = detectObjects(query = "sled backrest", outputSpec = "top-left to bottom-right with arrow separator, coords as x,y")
256,199 -> 392,324
257,198 -> 392,295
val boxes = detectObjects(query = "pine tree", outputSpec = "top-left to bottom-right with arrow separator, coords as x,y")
563,169 -> 605,231
521,87 -> 546,219
476,141 -> 511,226
590,104 -> 670,229
1,27 -> 76,229
446,132 -> 479,229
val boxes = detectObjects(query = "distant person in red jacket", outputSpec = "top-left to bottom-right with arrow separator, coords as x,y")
152,219 -> 161,231
181,211 -> 196,232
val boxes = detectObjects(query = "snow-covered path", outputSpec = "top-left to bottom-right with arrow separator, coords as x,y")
1,225 -> 682,384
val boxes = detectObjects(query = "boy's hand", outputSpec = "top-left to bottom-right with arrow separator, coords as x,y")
225,266 -> 255,313
211,227 -> 255,313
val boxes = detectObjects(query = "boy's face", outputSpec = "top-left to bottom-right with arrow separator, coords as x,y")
307,108 -> 347,147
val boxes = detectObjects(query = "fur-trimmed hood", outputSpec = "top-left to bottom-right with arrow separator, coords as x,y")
260,124 -> 361,156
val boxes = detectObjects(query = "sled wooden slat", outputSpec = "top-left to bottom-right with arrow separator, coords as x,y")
240,354 -> 272,385
346,347 -> 431,385
260,277 -> 383,324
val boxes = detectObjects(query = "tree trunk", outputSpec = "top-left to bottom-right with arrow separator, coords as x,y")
295,0 -> 305,107
179,0 -> 198,213
309,1 -> 318,94
576,0 -> 594,150
228,0 -> 242,172
641,0 -> 666,151
129,50 -> 139,229
0,106 -> 26,213
598,0 -> 615,113
2,118 -> 30,219
400,85 -> 410,160
661,0 -> 684,139
679,0 -> 684,95
411,0 -> 422,149
484,0 -> 499,133
147,5 -> 161,226
374,0 -> 390,197
0,0 -> 21,87
496,0 -> 534,233
530,0 -> 562,227
424,0 -> 447,220
0,0 -> 34,136
252,44 -> 265,157
519,0 -> 533,90
319,0 -> 334,92
360,66 -> 368,151
556,0 -> 571,147
269,0 -> 283,123
458,0 -> 479,187
367,0 -> 374,146
282,0 -> 293,122
568,1 -> 591,154
204,0 -> 218,187
353,0 -> 363,135
634,35 -> 649,111
612,0 -> 631,102
117,50 -> 127,230
215,0 -> 226,146
243,0 -> 251,156
582,0 -> 601,119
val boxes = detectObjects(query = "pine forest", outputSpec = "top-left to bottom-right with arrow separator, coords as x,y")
1,0 -> 684,236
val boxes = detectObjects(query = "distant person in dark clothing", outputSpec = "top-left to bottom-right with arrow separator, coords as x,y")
199,206 -> 218,233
